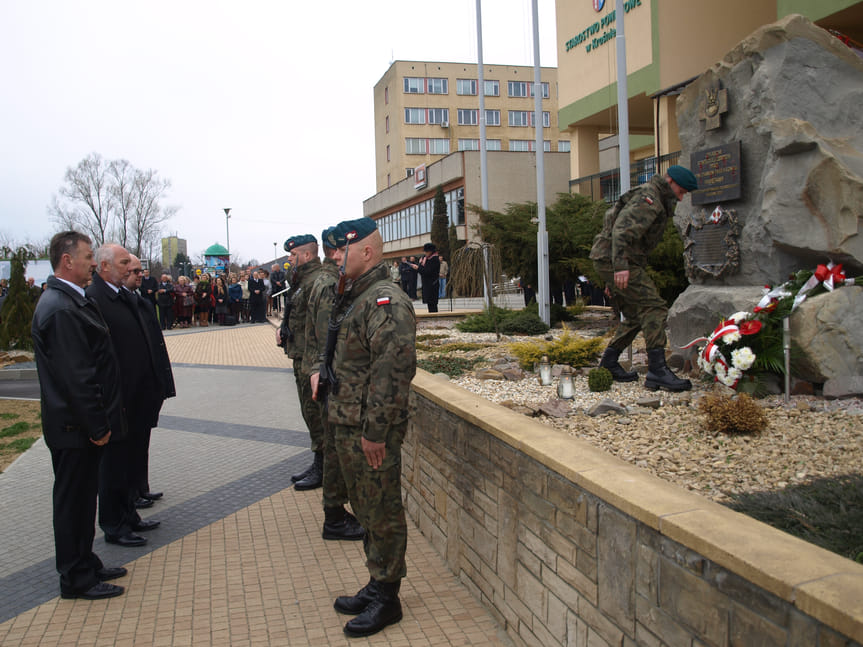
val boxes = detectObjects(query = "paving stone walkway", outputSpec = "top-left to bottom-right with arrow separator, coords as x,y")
0,320 -> 510,646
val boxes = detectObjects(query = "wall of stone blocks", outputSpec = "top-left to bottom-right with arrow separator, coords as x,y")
403,374 -> 863,647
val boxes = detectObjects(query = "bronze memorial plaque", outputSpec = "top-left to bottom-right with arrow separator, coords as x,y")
690,141 -> 742,205
683,206 -> 741,280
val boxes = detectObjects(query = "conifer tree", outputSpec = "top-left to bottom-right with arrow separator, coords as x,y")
0,247 -> 36,351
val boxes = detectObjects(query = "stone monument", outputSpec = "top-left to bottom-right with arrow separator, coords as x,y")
668,14 -> 863,382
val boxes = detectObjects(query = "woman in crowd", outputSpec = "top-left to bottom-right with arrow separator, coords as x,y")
261,269 -> 272,317
213,275 -> 229,325
228,273 -> 243,323
240,270 -> 251,323
195,273 -> 212,327
174,276 -> 195,328
247,270 -> 266,323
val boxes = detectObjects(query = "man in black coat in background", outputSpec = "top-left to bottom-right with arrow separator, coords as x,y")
139,268 -> 158,309
31,231 -> 128,600
87,245 -> 171,547
418,243 -> 440,313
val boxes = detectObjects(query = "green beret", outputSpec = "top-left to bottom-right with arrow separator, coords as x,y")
329,217 -> 377,248
666,165 -> 698,192
283,234 -> 317,252
321,227 -> 337,250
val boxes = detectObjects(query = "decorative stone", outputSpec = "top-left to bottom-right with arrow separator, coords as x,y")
636,396 -> 662,409
539,399 -> 572,418
822,376 -> 863,400
791,287 -> 863,382
475,368 -> 505,381
587,399 -> 627,417
502,368 -> 525,381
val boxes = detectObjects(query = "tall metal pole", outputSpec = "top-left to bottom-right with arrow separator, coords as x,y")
615,0 -> 631,196
224,208 -> 232,264
532,0 -> 550,325
476,0 -> 492,310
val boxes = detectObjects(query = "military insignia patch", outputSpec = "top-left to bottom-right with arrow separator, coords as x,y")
376,297 -> 391,306
644,196 -> 654,205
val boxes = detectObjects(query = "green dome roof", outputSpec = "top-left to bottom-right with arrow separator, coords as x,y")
204,243 -> 229,256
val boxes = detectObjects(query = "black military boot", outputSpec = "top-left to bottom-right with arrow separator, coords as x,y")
323,506 -> 365,541
334,578 -> 379,615
644,348 -> 691,392
290,455 -> 315,483
599,346 -> 638,382
343,580 -> 402,637
294,451 -> 323,491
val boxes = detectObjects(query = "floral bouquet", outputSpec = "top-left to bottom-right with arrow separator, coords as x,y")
684,262 -> 861,392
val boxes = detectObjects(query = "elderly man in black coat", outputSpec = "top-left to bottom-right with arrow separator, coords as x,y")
418,243 -> 441,313
31,231 -> 128,600
87,245 -> 175,547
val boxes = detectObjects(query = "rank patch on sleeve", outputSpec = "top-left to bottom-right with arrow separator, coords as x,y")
376,297 -> 391,306
644,196 -> 654,205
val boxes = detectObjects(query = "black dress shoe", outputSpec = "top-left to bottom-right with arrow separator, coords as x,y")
105,533 -> 147,547
61,582 -> 125,600
134,497 -> 154,509
96,567 -> 128,582
141,491 -> 163,500
132,519 -> 160,532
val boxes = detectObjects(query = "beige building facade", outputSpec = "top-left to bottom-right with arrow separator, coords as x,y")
363,150 -> 570,260
556,0 -> 863,200
373,60 -> 571,193
161,235 -> 187,267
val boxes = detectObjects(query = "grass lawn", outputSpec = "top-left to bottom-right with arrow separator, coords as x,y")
0,400 -> 42,473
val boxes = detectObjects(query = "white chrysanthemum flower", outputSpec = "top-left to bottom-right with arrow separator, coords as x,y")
722,331 -> 741,345
726,367 -> 742,383
731,347 -> 756,371
730,311 -> 751,324
714,362 -> 727,378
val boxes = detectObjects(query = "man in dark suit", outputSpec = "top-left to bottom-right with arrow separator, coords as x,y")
139,268 -> 158,309
270,263 -> 286,313
31,231 -> 127,600
124,255 -> 176,507
87,244 -> 167,547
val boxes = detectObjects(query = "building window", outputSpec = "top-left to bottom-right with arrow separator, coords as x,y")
385,87 -> 389,104
457,79 -> 477,95
485,109 -> 500,126
542,111 -> 550,128
487,139 -> 502,150
427,77 -> 448,94
558,141 -> 571,152
406,168 -> 414,177
404,108 -> 426,124
385,115 -> 389,133
406,138 -> 427,154
543,140 -> 551,152
509,110 -> 530,127
484,80 -> 499,96
508,81 -> 529,97
428,108 -> 449,125
404,77 -> 424,94
458,139 -> 479,151
458,109 -> 478,126
429,138 -> 450,154
533,82 -> 550,98
509,139 -> 531,151
386,144 -> 390,162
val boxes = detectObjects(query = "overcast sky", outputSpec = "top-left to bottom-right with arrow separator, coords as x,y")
1,0 -> 558,266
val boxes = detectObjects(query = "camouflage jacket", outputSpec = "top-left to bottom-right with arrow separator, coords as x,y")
589,174 -> 678,271
282,257 -> 321,361
303,257 -> 339,376
329,262 -> 416,442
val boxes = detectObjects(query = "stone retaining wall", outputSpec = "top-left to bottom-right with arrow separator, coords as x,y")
404,371 -> 863,646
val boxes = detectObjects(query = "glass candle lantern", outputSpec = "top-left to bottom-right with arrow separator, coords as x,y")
538,355 -> 552,386
557,365 -> 575,399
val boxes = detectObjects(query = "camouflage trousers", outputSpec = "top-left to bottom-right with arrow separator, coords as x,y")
293,360 -> 324,453
332,422 -> 407,583
594,261 -> 668,350
320,402 -> 349,509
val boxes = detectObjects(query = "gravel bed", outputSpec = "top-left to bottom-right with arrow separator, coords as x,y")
418,324 -> 863,503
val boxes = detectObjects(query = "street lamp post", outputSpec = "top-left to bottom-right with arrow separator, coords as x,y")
224,208 -> 232,267
273,242 -> 277,261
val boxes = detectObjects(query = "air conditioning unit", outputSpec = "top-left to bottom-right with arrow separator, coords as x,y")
440,120 -> 449,128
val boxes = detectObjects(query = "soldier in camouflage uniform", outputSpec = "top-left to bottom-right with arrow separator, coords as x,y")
305,227 -> 364,541
589,165 -> 698,392
276,235 -> 324,490
311,217 -> 416,638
